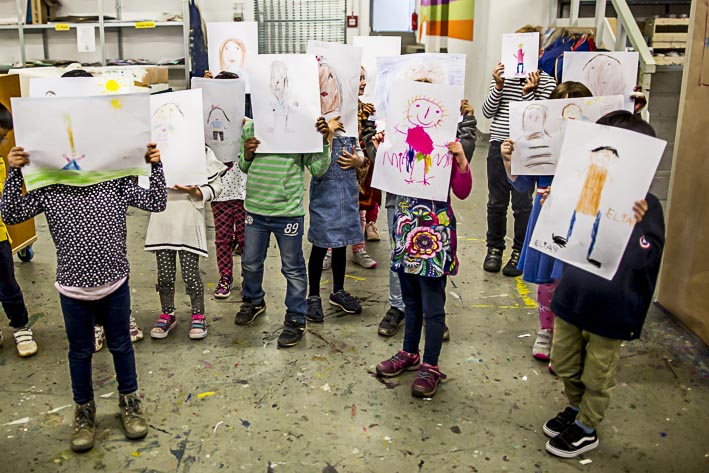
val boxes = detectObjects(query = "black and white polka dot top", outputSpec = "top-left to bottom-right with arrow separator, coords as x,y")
0,164 -> 167,287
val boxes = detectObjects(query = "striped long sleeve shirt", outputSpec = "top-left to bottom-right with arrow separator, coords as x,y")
481,71 -> 557,143
239,119 -> 331,217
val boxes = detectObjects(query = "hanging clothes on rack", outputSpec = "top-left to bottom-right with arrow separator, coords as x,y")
540,28 -> 596,83
189,0 -> 209,79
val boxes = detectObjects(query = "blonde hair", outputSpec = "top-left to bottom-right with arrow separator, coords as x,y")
515,24 -> 544,50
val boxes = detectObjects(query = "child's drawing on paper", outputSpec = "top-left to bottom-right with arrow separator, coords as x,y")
317,56 -> 342,117
269,60 -> 298,133
514,104 -> 554,171
501,33 -> 539,79
61,114 -> 85,170
562,51 -> 639,111
207,22 -> 258,93
395,96 -> 447,186
152,103 -> 184,145
516,43 -> 526,75
207,105 -> 230,141
583,54 -> 626,97
219,38 -> 247,75
371,79 -> 463,202
552,146 -> 618,268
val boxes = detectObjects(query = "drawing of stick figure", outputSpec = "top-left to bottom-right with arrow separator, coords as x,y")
395,96 -> 446,186
515,43 -> 525,75
207,105 -> 230,141
552,146 -> 619,268
61,114 -> 85,171
152,103 -> 184,150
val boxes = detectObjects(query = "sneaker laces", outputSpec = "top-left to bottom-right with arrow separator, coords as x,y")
75,404 -> 94,430
337,291 -> 358,303
123,395 -> 143,418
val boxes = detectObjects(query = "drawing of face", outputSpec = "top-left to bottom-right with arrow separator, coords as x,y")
522,104 -> 548,133
561,103 -> 583,120
359,66 -> 367,96
220,38 -> 247,72
270,60 -> 289,102
318,61 -> 341,115
583,54 -> 625,96
406,98 -> 444,128
589,147 -> 618,167
405,59 -> 447,84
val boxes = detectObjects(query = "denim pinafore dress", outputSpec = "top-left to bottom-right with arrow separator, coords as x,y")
308,136 -> 362,248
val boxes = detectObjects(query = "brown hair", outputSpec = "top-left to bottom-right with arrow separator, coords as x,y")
550,81 -> 593,99
515,24 -> 544,50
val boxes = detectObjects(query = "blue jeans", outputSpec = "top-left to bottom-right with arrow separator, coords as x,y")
242,213 -> 307,324
387,207 -> 404,310
59,280 -> 137,404
400,273 -> 447,366
0,241 -> 29,328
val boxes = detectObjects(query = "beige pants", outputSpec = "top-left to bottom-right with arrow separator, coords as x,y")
551,317 -> 623,429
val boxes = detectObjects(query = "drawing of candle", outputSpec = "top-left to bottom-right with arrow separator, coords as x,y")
61,114 -> 86,171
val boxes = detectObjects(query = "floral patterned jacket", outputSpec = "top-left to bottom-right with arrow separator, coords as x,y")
392,161 -> 472,277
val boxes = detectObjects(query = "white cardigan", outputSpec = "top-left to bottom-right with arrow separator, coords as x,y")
144,148 -> 226,257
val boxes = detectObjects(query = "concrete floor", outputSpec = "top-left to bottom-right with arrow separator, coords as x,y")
1,144 -> 708,473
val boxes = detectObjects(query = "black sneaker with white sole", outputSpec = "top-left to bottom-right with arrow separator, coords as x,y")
277,320 -> 305,348
378,307 -> 405,337
329,290 -> 362,314
306,296 -> 324,323
234,301 -> 266,325
543,406 -> 579,437
545,422 -> 598,458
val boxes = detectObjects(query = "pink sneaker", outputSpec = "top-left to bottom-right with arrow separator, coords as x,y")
214,276 -> 233,299
411,363 -> 447,398
376,351 -> 420,377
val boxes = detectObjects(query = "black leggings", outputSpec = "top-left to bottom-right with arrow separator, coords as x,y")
308,246 -> 346,297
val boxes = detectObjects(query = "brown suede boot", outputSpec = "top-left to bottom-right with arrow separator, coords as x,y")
119,392 -> 148,440
71,400 -> 96,452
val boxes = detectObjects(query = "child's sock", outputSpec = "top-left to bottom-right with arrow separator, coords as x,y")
575,419 -> 594,433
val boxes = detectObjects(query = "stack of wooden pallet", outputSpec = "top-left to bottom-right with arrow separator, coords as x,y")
645,17 -> 689,66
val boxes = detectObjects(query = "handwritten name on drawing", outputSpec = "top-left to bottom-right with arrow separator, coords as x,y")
605,208 -> 636,226
382,150 -> 452,173
533,239 -> 561,253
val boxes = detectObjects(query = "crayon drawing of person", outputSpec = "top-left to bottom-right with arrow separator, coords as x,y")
515,104 -> 554,170
583,54 -> 626,97
317,56 -> 342,119
269,60 -> 298,133
219,38 -> 247,76
561,103 -> 587,121
152,103 -> 184,152
61,114 -> 85,171
395,96 -> 446,186
552,146 -> 619,267
515,43 -> 525,75
207,105 -> 230,141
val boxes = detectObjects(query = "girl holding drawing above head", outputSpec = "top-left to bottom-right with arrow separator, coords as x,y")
203,70 -> 249,301
145,146 -> 226,340
500,81 -> 592,363
1,142 -> 166,453
373,130 -> 473,399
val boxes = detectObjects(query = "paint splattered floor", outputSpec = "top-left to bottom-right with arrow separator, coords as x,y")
1,144 -> 707,472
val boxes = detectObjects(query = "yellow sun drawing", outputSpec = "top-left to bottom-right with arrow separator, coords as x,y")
97,76 -> 129,95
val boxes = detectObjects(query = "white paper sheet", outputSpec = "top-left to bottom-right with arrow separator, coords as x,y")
352,36 -> 401,104
563,51 -> 640,111
150,89 -> 208,187
371,79 -> 463,202
306,41 -> 362,138
76,26 -> 96,53
10,94 -> 151,191
191,77 -> 246,163
530,120 -> 666,280
248,54 -> 323,154
501,32 -> 540,79
207,22 -> 258,93
509,95 -> 625,175
29,76 -> 144,97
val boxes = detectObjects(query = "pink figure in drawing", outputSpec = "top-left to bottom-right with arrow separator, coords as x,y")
395,96 -> 446,186
515,43 -> 525,75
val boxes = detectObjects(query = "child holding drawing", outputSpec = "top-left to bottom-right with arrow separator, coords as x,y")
1,143 -> 166,453
500,81 -> 592,362
146,147 -> 226,340
0,103 -> 37,357
482,25 -> 556,277
204,70 -> 249,300
372,132 -> 473,398
538,111 -> 664,458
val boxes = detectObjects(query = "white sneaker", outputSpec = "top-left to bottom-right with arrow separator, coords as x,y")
533,329 -> 553,361
351,249 -> 377,269
14,327 -> 38,357
94,325 -> 106,352
129,315 -> 144,343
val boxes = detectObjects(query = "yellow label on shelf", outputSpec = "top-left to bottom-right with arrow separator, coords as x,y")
134,21 -> 156,29
54,24 -> 70,31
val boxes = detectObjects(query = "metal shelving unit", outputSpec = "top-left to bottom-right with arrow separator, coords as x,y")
5,0 -> 191,86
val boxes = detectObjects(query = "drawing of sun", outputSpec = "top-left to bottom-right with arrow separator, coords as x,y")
405,96 -> 446,129
98,76 -> 129,95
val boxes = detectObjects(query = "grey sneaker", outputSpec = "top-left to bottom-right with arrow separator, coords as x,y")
119,392 -> 148,440
533,329 -> 552,361
71,400 -> 96,453
351,249 -> 377,269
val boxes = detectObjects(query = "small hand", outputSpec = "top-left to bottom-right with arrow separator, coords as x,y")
315,116 -> 330,143
145,143 -> 161,164
327,115 -> 345,134
540,187 -> 551,205
372,131 -> 385,150
632,85 -> 647,114
173,184 -> 203,200
8,146 -> 30,168
460,99 -> 474,117
632,199 -> 648,223
338,149 -> 364,170
501,139 -> 514,163
493,63 -> 505,90
447,141 -> 468,172
244,137 -> 261,161
204,70 -> 213,79
523,70 -> 541,95
362,103 -> 375,117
